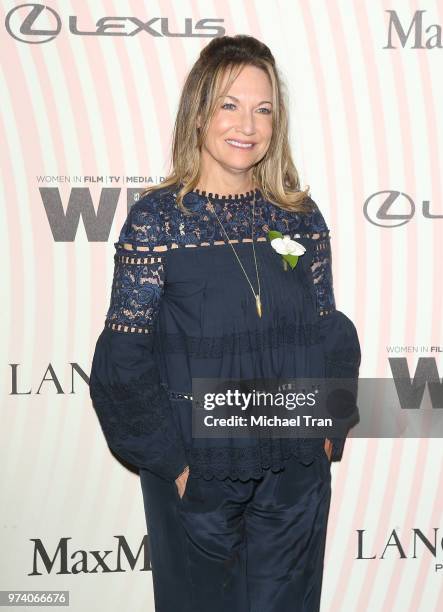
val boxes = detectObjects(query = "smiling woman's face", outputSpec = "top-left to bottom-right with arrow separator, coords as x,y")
198,64 -> 273,182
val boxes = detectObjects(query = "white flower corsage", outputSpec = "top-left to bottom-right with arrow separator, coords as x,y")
267,231 -> 306,270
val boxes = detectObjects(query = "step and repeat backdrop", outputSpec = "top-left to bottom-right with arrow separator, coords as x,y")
1,1 -> 442,611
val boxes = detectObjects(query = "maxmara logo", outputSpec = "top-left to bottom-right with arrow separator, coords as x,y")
364,191 -> 443,228
385,10 -> 443,49
5,3 -> 225,44
29,536 -> 151,575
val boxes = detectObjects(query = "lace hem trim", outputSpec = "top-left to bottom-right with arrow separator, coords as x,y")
185,439 -> 327,481
115,252 -> 163,265
104,320 -> 153,334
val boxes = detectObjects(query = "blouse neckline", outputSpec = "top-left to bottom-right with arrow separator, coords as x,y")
189,187 -> 262,203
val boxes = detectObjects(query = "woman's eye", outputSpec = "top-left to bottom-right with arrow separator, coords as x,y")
221,103 -> 272,115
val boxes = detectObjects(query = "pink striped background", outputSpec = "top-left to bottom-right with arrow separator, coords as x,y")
1,1 -> 441,610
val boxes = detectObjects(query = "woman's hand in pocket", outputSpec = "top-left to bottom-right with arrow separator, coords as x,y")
175,465 -> 190,499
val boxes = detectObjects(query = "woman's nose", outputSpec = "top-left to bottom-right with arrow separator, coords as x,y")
235,110 -> 256,134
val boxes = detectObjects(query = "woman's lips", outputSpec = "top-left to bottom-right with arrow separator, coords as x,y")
225,139 -> 256,150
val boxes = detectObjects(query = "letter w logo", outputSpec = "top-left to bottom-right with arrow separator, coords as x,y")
40,187 -> 123,242
389,358 -> 443,409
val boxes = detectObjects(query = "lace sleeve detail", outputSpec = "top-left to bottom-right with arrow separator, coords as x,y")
310,230 -> 336,317
89,203 -> 188,482
104,242 -> 165,333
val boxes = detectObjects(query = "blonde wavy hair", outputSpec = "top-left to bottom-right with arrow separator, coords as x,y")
140,34 -> 313,216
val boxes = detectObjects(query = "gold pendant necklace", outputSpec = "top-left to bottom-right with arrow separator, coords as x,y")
206,188 -> 262,318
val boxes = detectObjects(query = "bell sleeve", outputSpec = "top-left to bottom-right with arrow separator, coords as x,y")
89,206 -> 189,482
309,206 -> 362,461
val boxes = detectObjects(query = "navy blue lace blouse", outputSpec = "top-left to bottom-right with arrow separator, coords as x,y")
89,184 -> 361,482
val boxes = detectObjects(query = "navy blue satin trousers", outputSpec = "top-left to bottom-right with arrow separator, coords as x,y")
139,451 -> 332,612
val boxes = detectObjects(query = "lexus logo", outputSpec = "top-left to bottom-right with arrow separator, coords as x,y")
5,4 -> 61,44
5,3 -> 225,44
363,191 -> 443,227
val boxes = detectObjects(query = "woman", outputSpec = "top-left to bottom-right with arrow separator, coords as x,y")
89,35 -> 361,612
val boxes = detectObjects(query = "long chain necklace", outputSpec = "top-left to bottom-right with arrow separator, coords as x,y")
206,189 -> 262,318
